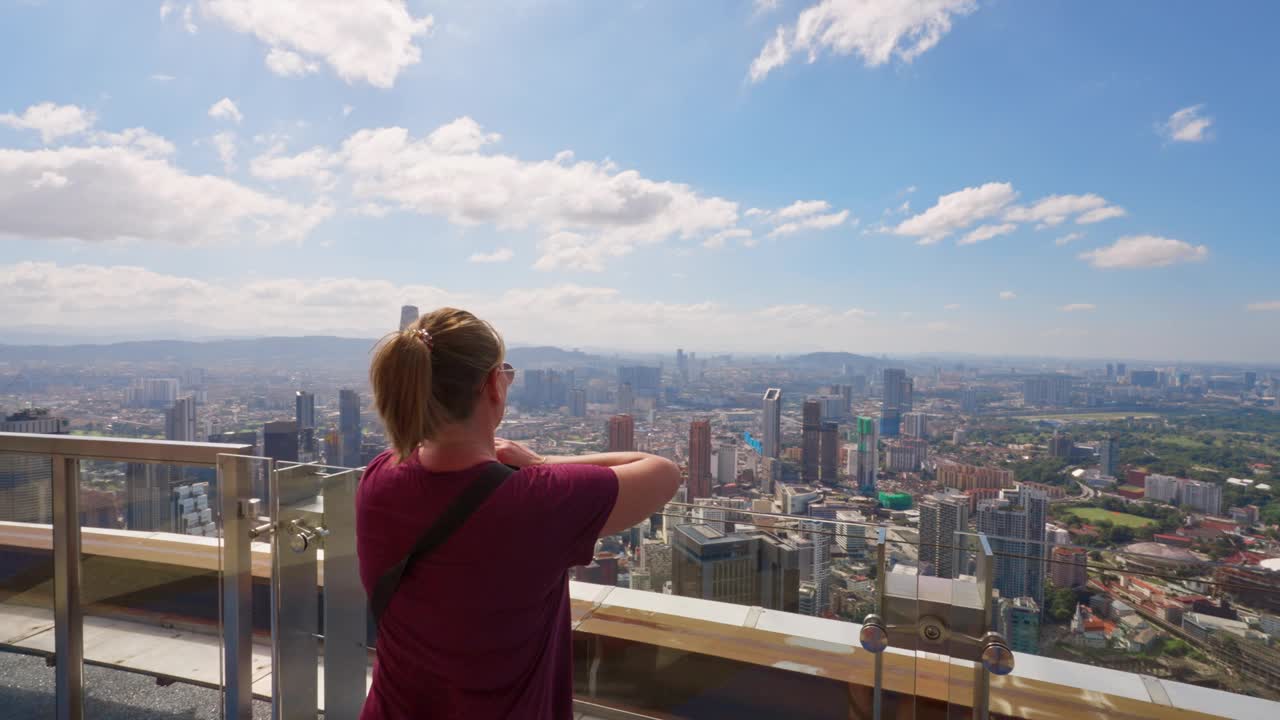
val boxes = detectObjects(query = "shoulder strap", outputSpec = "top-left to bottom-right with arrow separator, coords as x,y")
370,461 -> 516,623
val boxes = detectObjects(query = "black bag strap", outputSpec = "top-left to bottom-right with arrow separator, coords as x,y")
370,461 -> 515,623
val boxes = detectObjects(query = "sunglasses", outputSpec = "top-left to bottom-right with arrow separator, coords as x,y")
498,362 -> 516,382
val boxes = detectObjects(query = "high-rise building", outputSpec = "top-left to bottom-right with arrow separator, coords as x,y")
1099,435 -> 1118,477
903,412 -> 927,439
688,420 -> 712,499
295,390 -> 316,430
853,416 -> 878,497
835,510 -> 870,558
617,366 -> 661,397
608,414 -> 635,452
263,421 -> 300,464
125,378 -> 181,408
762,388 -> 782,459
937,462 -> 1013,491
1116,362 -> 1127,378
676,348 -> 688,383
399,304 -> 419,331
1050,546 -> 1088,589
1023,375 -> 1071,406
884,438 -> 927,472
819,420 -> 838,484
1106,363 -> 1115,380
671,524 -> 799,612
883,368 -> 906,410
1244,371 -> 1257,389
125,462 -> 169,532
999,597 -> 1041,655
716,443 -> 736,485
1048,431 -> 1074,458
569,388 -> 587,418
1129,370 -> 1159,388
961,387 -> 979,414
0,409 -> 68,523
838,384 -> 853,413
918,493 -> 970,579
1180,478 -> 1222,516
1143,473 -> 1181,503
801,519 -> 830,615
164,397 -> 197,442
976,489 -> 1049,608
338,389 -> 362,468
801,400 -> 821,483
617,382 -> 635,414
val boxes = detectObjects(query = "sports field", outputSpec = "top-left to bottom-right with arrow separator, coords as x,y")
1061,506 -> 1156,528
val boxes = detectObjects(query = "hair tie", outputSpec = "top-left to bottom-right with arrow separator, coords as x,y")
413,328 -> 434,349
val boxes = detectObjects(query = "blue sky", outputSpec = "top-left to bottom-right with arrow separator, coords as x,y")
1,1 -> 1277,362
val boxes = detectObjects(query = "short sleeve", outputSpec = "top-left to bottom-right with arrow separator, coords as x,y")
516,463 -> 619,568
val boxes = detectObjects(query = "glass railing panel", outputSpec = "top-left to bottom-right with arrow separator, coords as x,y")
76,457 -> 224,715
0,451 -> 55,710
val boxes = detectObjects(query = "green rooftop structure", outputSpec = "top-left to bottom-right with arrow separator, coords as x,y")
878,491 -> 912,510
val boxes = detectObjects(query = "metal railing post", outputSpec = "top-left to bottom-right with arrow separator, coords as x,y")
321,467 -> 367,720
873,528 -> 888,720
52,454 -> 83,720
220,454 -> 255,720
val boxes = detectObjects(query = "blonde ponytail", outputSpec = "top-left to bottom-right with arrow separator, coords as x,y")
369,307 -> 505,461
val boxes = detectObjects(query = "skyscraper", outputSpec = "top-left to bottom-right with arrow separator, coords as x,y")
853,416 -> 878,496
569,388 -> 587,418
999,597 -> 1041,655
1116,362 -> 1127,378
617,382 -> 635,414
882,368 -> 906,410
339,389 -> 362,468
819,420 -> 838,484
295,390 -> 316,430
918,493 -> 970,579
801,400 -> 821,483
716,443 -> 736,485
263,421 -> 300,464
0,409 -> 67,523
1244,371 -> 1257,389
1099,434 -> 1118,477
399,304 -> 419,331
164,397 -> 197,442
126,462 -> 169,532
903,412 -> 927,439
961,387 -> 979,414
608,414 -> 635,452
676,348 -> 688,383
976,488 -> 1048,608
688,420 -> 712,499
801,519 -> 830,615
762,388 -> 782,459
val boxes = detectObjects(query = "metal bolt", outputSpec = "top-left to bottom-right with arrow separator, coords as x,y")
980,632 -> 1015,675
860,614 -> 889,653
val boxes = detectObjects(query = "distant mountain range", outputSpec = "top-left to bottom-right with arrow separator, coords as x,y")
0,336 -> 620,370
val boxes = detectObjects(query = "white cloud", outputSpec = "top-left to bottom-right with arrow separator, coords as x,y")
943,303 -> 960,311
998,290 -> 1016,301
754,0 -> 781,14
1079,235 -> 1209,269
775,199 -> 831,219
1061,303 -> 1096,312
150,73 -> 176,82
200,0 -> 434,88
0,137 -> 330,245
332,118 -> 740,270
0,102 -> 96,143
182,5 -> 198,33
1246,301 -> 1280,312
265,47 -> 319,77
211,131 -> 237,172
1162,104 -> 1213,143
893,182 -> 1015,244
704,228 -> 752,249
341,104 -> 354,117
749,0 -> 977,82
1003,193 -> 1125,227
208,97 -> 243,124
249,142 -> 340,189
844,307 -> 875,319
769,209 -> 849,237
958,222 -> 1015,245
160,2 -> 174,20
1054,231 -> 1083,246
90,127 -> 176,157
468,248 -> 513,263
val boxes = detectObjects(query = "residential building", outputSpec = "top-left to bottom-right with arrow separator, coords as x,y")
1050,546 -> 1088,589
569,388 -> 587,418
608,414 -> 635,452
999,597 -> 1041,655
903,412 -> 927,439
1099,434 -> 1118,476
937,462 -> 1013,491
918,492 -> 970,579
977,489 -> 1049,607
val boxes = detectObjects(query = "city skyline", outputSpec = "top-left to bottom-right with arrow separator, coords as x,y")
2,2 -> 1280,360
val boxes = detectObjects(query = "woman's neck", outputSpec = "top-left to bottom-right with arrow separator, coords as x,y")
416,425 -> 497,472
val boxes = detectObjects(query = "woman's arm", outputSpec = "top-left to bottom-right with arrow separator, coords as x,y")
496,439 -> 679,537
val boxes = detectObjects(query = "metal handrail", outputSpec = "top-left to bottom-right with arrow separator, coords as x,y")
0,431 -> 249,466
0,432 -> 252,720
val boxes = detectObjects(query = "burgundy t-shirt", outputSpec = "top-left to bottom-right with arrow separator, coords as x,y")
355,450 -> 619,719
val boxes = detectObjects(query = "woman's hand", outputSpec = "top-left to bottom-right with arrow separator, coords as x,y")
495,437 -> 545,468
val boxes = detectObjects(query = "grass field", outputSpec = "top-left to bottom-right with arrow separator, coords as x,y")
1061,506 -> 1156,528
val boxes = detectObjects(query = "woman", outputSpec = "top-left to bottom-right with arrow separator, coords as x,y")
356,307 -> 680,719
